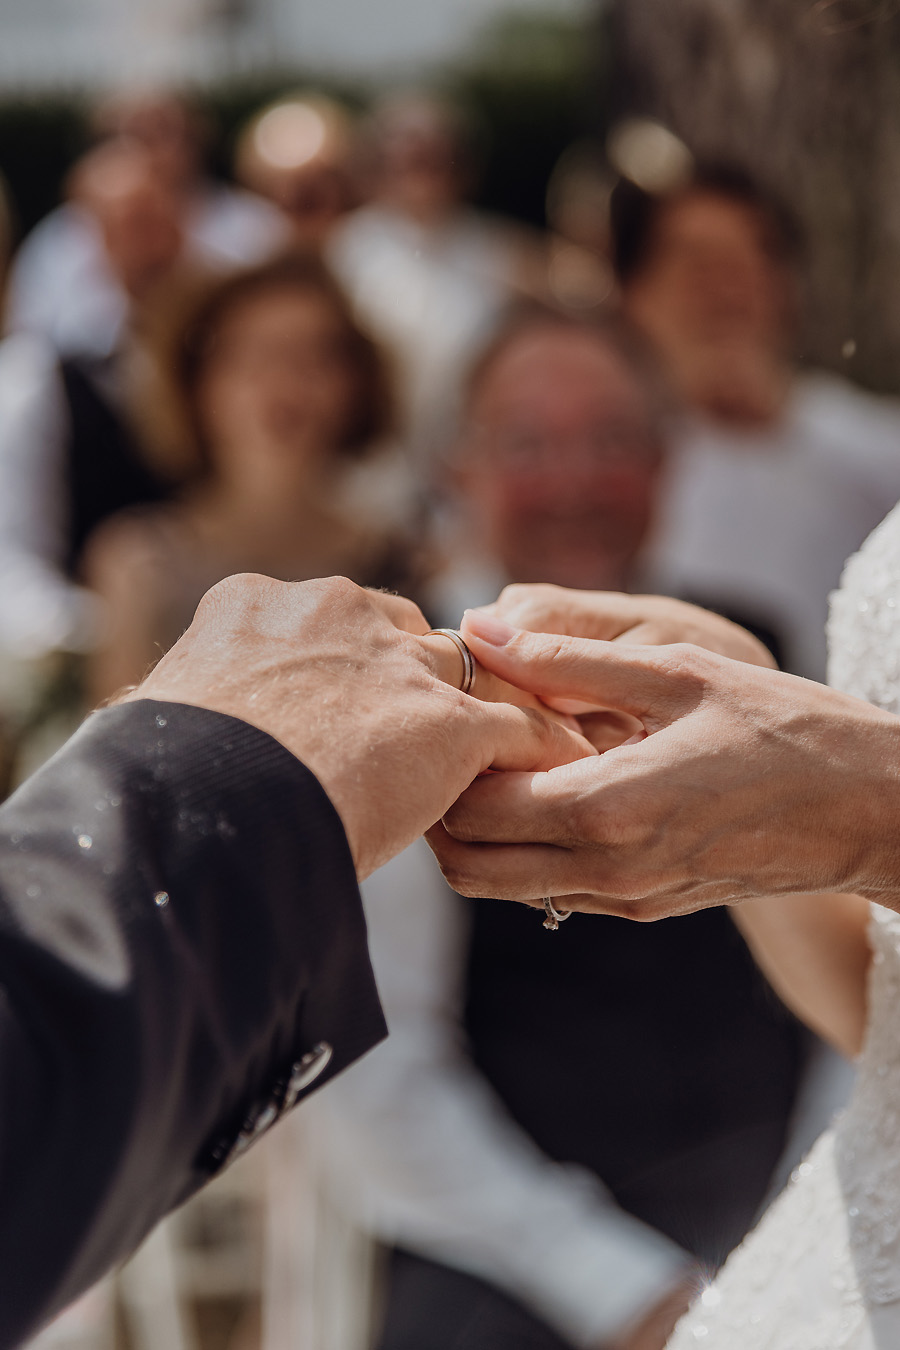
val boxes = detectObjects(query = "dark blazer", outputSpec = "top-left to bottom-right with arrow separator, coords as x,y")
0,700 -> 385,1348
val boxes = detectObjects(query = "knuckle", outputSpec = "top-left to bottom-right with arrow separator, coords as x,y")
440,798 -> 478,844
613,893 -> 648,922
495,582 -> 531,608
321,574 -> 360,604
496,581 -> 558,621
195,572 -> 272,620
444,866 -> 482,898
657,642 -> 715,689
518,630 -> 566,665
429,839 -> 480,896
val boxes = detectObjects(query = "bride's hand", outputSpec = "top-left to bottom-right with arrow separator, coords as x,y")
467,586 -> 774,751
426,611 -> 900,919
481,584 -> 777,669
472,586 -> 777,753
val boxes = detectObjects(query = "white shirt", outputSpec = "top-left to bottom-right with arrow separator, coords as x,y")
649,372 -> 900,681
328,203 -> 519,461
5,186 -> 289,360
0,334 -> 102,658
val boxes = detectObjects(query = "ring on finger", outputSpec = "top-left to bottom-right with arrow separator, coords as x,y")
542,896 -> 572,931
427,628 -> 476,695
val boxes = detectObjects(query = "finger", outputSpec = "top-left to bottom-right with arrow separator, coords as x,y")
442,758 -> 602,845
488,583 -> 635,641
579,710 -> 646,751
425,821 -> 574,905
471,700 -> 598,774
418,632 -> 474,691
460,610 -> 705,723
415,633 -> 580,731
426,822 -> 629,913
426,820 -> 712,920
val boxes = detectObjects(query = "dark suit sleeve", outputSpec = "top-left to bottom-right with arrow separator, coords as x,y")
0,700 -> 386,1348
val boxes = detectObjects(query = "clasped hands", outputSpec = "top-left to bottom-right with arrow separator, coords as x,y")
131,573 -> 900,917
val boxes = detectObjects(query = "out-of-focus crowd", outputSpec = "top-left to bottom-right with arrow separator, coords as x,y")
7,87 -> 900,1350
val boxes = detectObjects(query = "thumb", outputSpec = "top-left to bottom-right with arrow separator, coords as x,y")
460,609 -> 698,723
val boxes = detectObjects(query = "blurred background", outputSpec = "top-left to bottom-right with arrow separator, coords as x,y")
6,2 -> 900,1349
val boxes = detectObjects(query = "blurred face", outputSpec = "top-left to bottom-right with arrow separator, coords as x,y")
375,104 -> 467,218
195,287 -> 357,475
277,162 -> 351,245
115,98 -> 201,191
624,191 -> 793,353
458,327 -> 662,590
77,150 -> 183,297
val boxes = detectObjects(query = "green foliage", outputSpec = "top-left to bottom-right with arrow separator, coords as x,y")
0,5 -> 608,238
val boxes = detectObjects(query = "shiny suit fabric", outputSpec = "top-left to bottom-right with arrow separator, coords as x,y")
0,701 -> 386,1347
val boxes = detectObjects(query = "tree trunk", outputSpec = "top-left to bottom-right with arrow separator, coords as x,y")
611,0 -> 900,391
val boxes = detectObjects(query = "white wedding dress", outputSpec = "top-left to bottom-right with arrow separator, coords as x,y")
669,503 -> 900,1349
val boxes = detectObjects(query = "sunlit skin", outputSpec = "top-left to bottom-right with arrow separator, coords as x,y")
622,191 -> 797,425
456,324 -> 663,593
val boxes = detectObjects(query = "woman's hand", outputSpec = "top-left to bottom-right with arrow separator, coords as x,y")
472,586 -> 775,751
482,584 -> 777,669
426,614 -> 900,919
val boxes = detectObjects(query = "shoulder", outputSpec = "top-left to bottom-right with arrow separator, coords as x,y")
794,372 -> 900,470
11,204 -> 97,269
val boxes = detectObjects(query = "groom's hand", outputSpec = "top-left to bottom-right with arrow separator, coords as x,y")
427,610 -> 900,918
125,574 -> 595,879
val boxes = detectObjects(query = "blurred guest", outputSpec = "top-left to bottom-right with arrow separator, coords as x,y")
5,89 -> 287,360
614,165 -> 900,679
0,140 -> 194,666
309,312 -> 811,1350
328,91 -> 544,466
235,94 -> 356,250
83,253 -> 411,703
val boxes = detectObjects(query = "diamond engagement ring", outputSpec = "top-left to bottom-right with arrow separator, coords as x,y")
427,628 -> 476,695
542,897 -> 572,931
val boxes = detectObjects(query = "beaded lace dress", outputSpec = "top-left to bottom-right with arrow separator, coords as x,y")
669,503 -> 900,1350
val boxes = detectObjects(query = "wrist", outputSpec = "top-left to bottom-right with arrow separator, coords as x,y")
832,704 -> 900,903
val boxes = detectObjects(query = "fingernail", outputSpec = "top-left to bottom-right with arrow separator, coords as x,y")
462,609 -> 518,647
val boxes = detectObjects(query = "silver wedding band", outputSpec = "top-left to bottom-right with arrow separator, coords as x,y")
427,628 -> 476,695
542,897 -> 572,931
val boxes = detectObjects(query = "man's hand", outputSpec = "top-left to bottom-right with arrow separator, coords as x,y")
427,610 -> 900,918
125,575 -> 594,879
